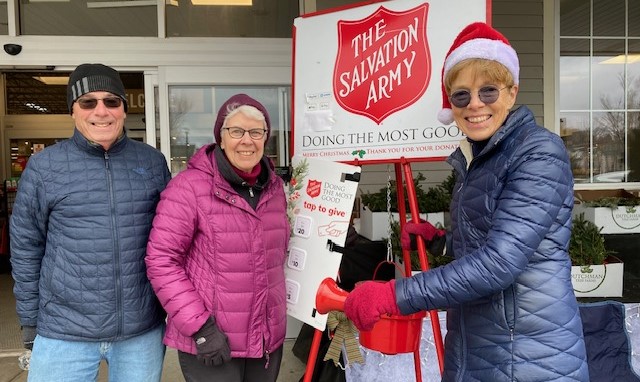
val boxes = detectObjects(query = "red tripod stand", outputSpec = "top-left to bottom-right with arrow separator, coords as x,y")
304,160 -> 445,382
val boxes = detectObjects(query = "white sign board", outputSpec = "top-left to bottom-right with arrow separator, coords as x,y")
285,156 -> 361,330
293,0 -> 489,163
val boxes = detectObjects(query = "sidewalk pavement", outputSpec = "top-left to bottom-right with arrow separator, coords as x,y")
0,339 -> 307,382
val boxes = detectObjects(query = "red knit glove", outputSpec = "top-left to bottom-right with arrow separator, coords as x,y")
344,280 -> 400,332
400,220 -> 446,251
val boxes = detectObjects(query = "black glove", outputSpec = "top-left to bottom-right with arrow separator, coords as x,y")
192,317 -> 231,366
425,233 -> 446,257
21,326 -> 36,350
404,229 -> 447,256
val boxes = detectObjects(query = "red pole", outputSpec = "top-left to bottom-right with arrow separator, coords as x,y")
402,161 -> 445,374
394,163 -> 413,278
395,163 -> 423,382
413,349 -> 423,381
302,329 -> 324,382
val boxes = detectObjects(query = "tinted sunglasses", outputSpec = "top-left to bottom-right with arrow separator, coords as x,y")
77,97 -> 123,110
449,86 -> 507,108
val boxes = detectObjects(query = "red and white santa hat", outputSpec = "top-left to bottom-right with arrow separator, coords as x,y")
437,22 -> 519,125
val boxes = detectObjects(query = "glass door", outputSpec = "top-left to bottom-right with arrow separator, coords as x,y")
157,67 -> 291,176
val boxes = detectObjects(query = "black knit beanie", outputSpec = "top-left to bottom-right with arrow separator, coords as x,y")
67,63 -> 128,113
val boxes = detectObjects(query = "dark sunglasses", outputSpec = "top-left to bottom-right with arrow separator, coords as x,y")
449,86 -> 507,108
77,97 -> 123,110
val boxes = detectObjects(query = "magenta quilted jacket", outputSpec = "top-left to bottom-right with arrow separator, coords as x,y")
146,144 -> 290,358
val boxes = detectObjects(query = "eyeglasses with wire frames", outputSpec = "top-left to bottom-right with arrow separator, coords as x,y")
222,127 -> 267,140
76,96 -> 123,110
449,86 -> 508,108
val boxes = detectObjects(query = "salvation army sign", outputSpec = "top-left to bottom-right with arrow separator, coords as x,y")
334,4 -> 430,124
293,0 -> 489,164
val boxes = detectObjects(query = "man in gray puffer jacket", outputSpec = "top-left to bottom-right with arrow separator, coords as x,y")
10,63 -> 170,381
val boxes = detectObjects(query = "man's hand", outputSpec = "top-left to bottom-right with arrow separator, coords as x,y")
193,317 -> 231,366
344,280 -> 400,332
21,326 -> 36,350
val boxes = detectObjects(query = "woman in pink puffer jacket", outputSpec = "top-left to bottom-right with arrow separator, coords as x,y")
146,94 -> 290,382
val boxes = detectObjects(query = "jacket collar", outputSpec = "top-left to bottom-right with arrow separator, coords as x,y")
71,128 -> 127,156
212,145 -> 270,190
187,144 -> 274,189
451,105 -> 534,169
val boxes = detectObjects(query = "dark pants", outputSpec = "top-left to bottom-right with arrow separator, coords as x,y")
178,345 -> 283,382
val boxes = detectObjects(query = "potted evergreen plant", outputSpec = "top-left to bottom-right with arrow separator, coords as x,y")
569,212 -> 623,297
359,172 -> 453,241
573,190 -> 640,234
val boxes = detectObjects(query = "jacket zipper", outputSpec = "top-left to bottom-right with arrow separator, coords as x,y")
104,152 -> 122,338
456,307 -> 467,382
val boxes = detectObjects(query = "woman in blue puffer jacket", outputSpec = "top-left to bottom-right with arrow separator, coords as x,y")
344,22 -> 589,381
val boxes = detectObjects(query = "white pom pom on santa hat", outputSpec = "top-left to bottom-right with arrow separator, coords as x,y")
438,22 -> 519,125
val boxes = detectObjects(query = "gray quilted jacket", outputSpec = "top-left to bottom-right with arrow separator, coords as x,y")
396,106 -> 589,381
10,128 -> 170,341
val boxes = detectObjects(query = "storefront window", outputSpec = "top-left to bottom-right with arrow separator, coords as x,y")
168,85 -> 290,175
1,2 -> 8,35
165,2 -> 298,37
560,0 -> 640,184
15,0 -> 297,37
19,0 -> 157,36
315,0 -> 359,12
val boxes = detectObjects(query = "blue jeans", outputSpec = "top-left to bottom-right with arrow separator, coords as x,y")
27,324 -> 166,382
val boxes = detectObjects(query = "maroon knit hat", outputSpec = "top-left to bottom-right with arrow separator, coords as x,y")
213,94 -> 271,143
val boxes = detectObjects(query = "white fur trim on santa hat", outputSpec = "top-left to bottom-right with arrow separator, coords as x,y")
438,108 -> 454,125
443,38 -> 519,85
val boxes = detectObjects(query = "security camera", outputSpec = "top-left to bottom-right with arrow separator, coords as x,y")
4,44 -> 22,56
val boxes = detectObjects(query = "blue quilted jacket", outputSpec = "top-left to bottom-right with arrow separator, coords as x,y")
10,128 -> 170,341
396,106 -> 589,381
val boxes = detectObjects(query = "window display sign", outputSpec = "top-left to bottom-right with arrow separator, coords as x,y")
10,138 -> 62,178
292,0 -> 489,164
285,156 -> 361,330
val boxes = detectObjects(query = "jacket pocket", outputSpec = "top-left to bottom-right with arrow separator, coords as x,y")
502,285 -> 516,329
41,247 -> 62,308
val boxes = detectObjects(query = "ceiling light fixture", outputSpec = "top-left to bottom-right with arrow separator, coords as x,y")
33,76 -> 69,85
86,0 -> 177,8
190,0 -> 251,5
25,102 -> 49,113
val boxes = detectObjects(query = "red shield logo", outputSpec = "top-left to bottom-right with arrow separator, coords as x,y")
333,4 -> 431,124
306,179 -> 322,198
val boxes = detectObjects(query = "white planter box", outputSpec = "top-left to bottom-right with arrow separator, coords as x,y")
571,257 -> 624,297
358,206 -> 445,241
573,202 -> 640,234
